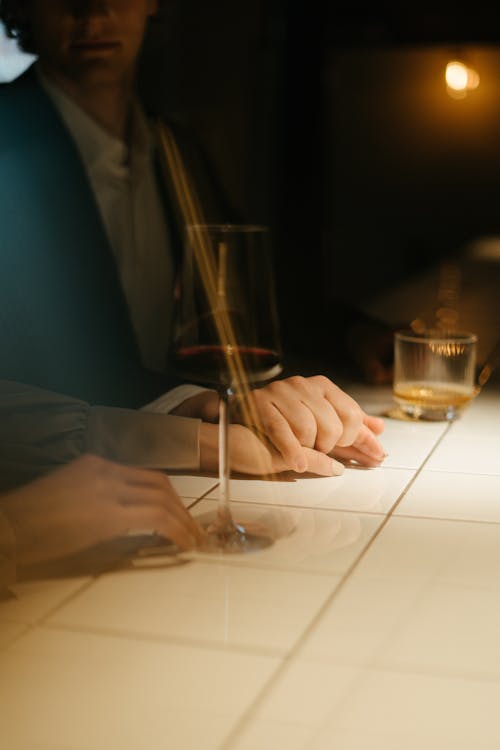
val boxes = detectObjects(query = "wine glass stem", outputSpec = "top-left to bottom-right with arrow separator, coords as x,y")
218,387 -> 233,527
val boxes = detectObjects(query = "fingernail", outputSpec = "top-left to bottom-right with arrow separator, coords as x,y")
295,455 -> 308,472
331,458 -> 344,476
369,447 -> 387,460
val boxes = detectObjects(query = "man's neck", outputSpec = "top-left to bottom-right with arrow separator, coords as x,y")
39,63 -> 134,143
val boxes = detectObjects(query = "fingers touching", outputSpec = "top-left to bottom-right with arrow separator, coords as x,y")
244,376 -> 385,472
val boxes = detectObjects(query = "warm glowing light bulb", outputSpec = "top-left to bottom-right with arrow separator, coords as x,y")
445,60 -> 480,99
467,68 -> 480,90
446,61 -> 468,91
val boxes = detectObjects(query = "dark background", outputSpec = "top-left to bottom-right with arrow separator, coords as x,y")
140,2 -> 500,352
4,2 -> 500,365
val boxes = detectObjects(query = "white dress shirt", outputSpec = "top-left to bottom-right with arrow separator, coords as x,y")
39,69 -> 207,412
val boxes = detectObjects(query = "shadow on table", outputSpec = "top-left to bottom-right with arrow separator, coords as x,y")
17,533 -> 189,582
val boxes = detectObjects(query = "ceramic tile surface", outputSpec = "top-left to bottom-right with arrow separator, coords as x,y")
191,499 -> 384,574
315,668 -> 500,749
395,469 -> 500,522
0,621 -> 27,649
228,719 -> 316,750
221,514 -> 500,747
250,663 -> 500,750
0,627 -> 280,750
0,577 -> 91,624
343,381 -> 449,469
205,467 -> 413,514
426,431 -> 500,475
4,380 -> 500,750
374,418 -> 448,469
168,473 -> 219,500
48,561 -> 337,653
449,387 -> 500,437
298,516 -> 500,676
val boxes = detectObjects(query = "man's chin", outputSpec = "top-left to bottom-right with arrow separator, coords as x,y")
67,58 -> 127,87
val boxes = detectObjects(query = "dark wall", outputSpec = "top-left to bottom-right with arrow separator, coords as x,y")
140,3 -> 500,354
140,0 -> 286,226
322,45 -> 500,309
140,0 -> 324,354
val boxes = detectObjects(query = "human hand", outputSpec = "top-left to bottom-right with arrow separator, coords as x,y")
197,376 -> 386,476
240,376 -> 386,472
0,455 -> 205,566
199,422 -> 346,476
330,413 -> 385,466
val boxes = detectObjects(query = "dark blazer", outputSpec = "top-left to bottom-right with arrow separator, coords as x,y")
0,66 -> 232,408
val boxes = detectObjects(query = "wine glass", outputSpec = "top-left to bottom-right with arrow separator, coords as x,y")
171,224 -> 283,553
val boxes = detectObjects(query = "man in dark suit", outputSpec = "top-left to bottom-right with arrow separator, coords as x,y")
0,0 -> 386,481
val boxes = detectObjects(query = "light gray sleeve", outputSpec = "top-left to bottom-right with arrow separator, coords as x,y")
86,407 -> 200,470
0,380 -> 201,490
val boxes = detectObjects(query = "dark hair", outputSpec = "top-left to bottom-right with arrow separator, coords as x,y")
0,1 -> 36,54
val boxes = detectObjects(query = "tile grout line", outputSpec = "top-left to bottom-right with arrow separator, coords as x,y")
218,421 -> 454,749
40,620 -> 285,659
2,484 -> 221,650
33,484 -> 221,626
166,551 -> 356,578
0,578 -> 97,651
35,578 -> 99,627
186,481 -> 220,509
393,511 -> 500,527
412,467 -> 500,478
195,496 -> 392,517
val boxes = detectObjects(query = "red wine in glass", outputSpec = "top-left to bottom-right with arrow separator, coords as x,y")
173,344 -> 282,387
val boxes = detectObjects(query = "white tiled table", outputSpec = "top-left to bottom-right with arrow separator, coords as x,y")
2,382 -> 500,749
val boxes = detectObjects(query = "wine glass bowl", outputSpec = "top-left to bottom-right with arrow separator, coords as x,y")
171,224 -> 282,553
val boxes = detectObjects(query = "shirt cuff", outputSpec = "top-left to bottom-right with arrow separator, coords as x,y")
141,384 -> 209,414
87,407 -> 202,471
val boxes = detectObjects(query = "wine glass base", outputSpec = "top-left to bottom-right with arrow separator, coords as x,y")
200,517 -> 274,554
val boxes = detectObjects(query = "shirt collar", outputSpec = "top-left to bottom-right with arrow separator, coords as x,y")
36,64 -> 154,179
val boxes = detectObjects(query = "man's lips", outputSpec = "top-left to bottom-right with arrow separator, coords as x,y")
70,40 -> 121,52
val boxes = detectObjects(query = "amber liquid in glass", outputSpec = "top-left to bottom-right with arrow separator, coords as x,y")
394,382 -> 475,410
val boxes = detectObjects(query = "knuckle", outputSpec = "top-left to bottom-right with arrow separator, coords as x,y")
344,403 -> 363,429
252,386 -> 275,408
327,417 -> 343,446
295,419 -> 317,446
301,430 -> 317,448
285,375 -> 306,391
264,412 -> 286,435
251,388 -> 265,404
312,374 -> 331,390
315,433 -> 336,454
264,380 -> 287,398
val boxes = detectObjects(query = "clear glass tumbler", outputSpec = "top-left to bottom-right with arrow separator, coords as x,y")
393,329 -> 477,420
